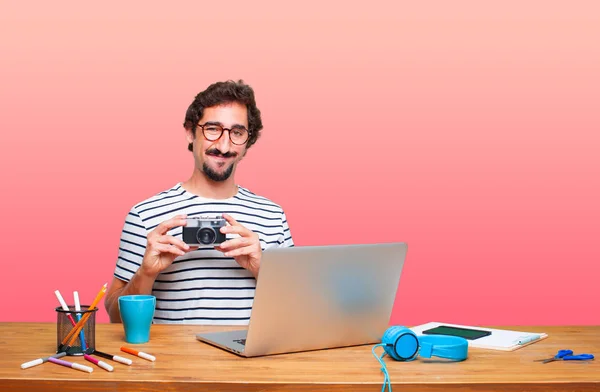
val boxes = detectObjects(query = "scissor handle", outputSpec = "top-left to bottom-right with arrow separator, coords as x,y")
556,349 -> 574,358
563,354 -> 594,361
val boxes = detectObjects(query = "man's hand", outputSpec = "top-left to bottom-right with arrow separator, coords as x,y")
105,215 -> 194,322
140,214 -> 193,278
216,213 -> 262,277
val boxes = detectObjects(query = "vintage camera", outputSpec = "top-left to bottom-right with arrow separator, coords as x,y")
183,216 -> 227,246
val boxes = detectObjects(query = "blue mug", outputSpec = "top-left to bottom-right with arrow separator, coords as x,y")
118,295 -> 156,344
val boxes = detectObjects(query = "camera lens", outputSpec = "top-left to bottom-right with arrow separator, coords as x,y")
197,227 -> 216,245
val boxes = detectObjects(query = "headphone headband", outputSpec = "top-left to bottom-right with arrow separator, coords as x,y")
418,335 -> 468,361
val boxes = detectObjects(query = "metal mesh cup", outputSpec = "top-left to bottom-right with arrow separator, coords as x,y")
55,306 -> 97,355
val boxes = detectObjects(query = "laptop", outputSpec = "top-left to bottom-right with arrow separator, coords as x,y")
196,242 -> 408,357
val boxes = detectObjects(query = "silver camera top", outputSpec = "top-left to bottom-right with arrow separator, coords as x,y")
185,216 -> 226,227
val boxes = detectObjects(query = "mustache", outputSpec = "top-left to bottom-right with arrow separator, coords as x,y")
206,148 -> 237,158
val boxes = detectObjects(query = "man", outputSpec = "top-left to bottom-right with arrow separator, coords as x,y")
104,80 -> 294,324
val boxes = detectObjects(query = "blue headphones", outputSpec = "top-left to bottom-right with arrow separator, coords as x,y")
373,326 -> 468,391
382,326 -> 468,361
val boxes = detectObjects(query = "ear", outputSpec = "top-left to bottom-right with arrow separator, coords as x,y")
185,128 -> 195,145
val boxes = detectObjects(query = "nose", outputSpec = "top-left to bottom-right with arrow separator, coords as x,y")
214,130 -> 232,153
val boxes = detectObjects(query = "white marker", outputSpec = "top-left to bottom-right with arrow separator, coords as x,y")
21,352 -> 67,370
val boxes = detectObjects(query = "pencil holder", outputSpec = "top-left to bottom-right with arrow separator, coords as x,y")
55,306 -> 97,355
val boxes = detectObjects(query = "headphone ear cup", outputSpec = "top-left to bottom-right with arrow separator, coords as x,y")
382,326 -> 419,361
382,326 -> 403,356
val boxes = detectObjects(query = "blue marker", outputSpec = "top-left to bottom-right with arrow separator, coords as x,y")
74,292 -> 87,352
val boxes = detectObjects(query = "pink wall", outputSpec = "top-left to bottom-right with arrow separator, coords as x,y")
1,2 -> 598,325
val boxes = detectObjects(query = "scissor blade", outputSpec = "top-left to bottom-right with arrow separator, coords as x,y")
541,358 -> 557,364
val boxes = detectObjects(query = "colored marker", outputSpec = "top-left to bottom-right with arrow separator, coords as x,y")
48,357 -> 93,373
93,350 -> 132,365
54,290 -> 77,327
121,346 -> 156,362
84,354 -> 113,372
21,352 -> 67,369
73,291 -> 87,352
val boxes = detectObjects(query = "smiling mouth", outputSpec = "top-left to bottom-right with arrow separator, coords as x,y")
209,155 -> 231,161
207,155 -> 233,168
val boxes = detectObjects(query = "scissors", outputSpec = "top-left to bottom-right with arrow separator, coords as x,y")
536,349 -> 594,364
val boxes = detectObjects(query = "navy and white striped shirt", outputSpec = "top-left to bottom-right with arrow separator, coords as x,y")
114,183 -> 294,325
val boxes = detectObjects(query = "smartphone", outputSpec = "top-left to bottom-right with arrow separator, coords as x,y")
422,325 -> 491,340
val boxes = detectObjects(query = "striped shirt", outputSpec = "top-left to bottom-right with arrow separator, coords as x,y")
114,183 -> 294,325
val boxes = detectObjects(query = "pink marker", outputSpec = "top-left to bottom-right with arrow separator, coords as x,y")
48,357 -> 93,373
54,290 -> 78,326
84,354 -> 114,372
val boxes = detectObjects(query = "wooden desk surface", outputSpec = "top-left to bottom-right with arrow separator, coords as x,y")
0,323 -> 598,391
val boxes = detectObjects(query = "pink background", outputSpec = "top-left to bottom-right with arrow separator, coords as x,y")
1,2 -> 598,325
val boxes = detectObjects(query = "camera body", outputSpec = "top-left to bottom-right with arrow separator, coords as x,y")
183,216 -> 227,246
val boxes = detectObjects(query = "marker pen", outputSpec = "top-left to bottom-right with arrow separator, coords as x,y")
84,354 -> 114,372
48,357 -> 93,373
93,350 -> 132,365
21,352 -> 67,370
121,346 -> 156,361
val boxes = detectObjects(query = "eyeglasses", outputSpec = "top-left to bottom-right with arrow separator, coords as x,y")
197,123 -> 251,145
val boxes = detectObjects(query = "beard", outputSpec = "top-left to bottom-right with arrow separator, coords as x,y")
202,161 -> 235,182
201,148 -> 238,182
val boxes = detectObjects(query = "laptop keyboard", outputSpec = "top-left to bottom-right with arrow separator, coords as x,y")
233,338 -> 246,346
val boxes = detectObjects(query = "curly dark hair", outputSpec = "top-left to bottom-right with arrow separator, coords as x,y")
183,80 -> 263,152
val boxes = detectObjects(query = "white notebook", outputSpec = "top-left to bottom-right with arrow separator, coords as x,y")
411,322 -> 548,351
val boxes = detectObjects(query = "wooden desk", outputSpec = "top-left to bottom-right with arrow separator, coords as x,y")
1,323 -> 598,391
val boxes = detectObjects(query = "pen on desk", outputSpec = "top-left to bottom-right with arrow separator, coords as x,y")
84,354 -> 114,372
513,335 -> 541,345
54,290 -> 77,327
21,352 -> 67,369
73,291 -> 87,352
121,346 -> 156,362
93,350 -> 132,365
48,357 -> 94,373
